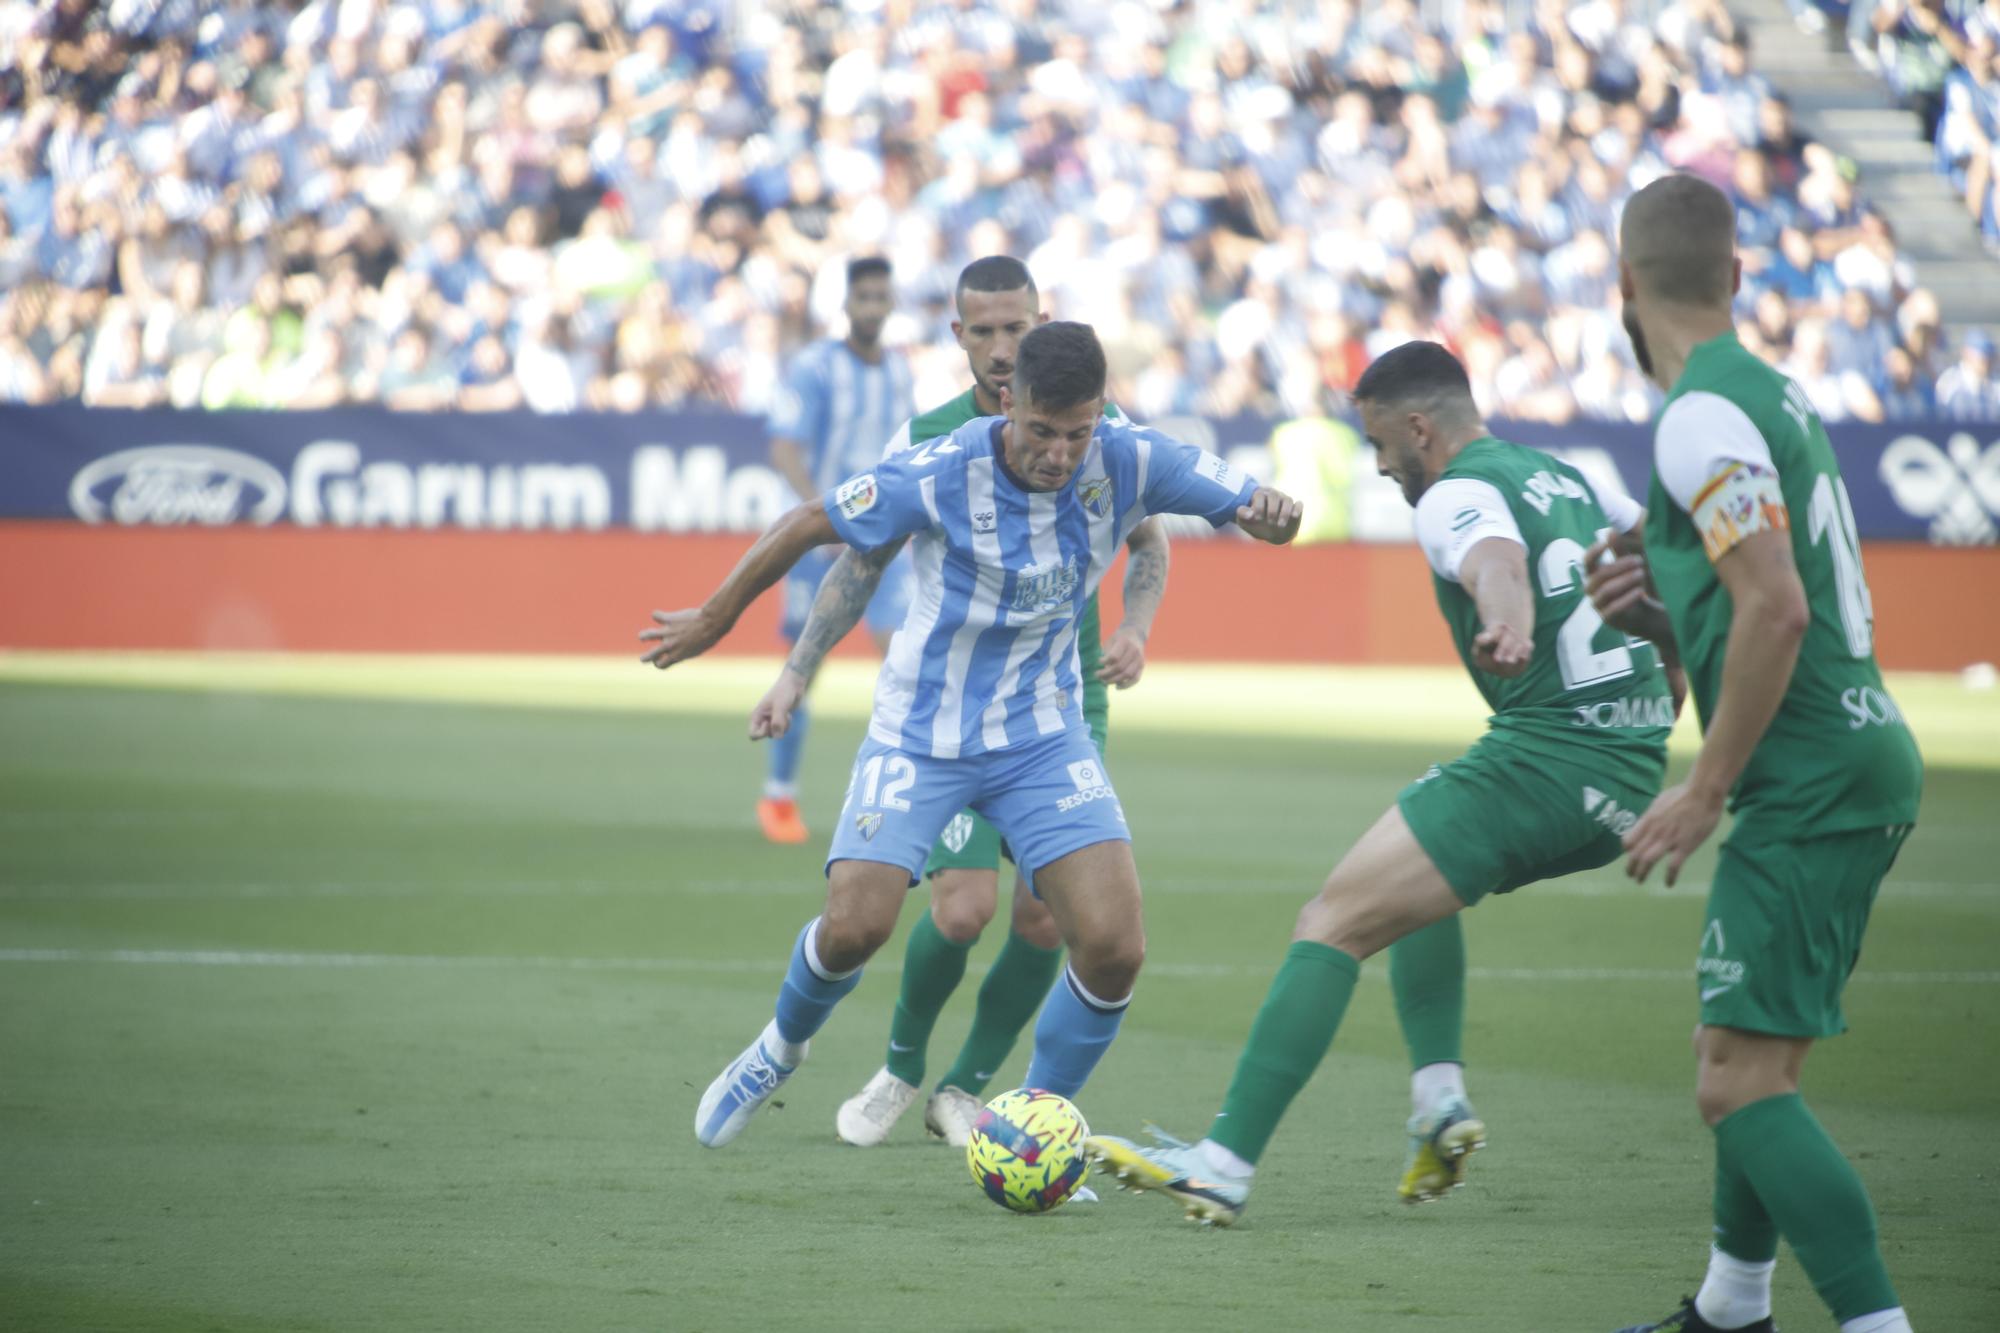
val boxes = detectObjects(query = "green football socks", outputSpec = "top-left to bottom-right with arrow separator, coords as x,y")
883,911 -> 973,1087
1715,1093 -> 1901,1322
1207,940 -> 1360,1165
1389,915 -> 1465,1069
939,929 -> 1063,1096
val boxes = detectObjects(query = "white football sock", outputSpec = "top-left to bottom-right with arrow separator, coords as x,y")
763,780 -> 798,800
1196,1138 -> 1255,1182
1411,1061 -> 1467,1115
1693,1246 -> 1775,1329
1840,1310 -> 1912,1333
760,1019 -> 806,1068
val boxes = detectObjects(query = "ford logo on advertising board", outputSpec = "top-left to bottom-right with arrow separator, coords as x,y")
68,446 -> 289,526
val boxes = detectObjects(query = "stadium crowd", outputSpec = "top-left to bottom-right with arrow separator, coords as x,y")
2,0 -> 1998,424
1844,0 -> 2000,266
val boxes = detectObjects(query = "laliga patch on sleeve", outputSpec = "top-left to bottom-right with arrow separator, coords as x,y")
1194,451 -> 1243,492
1690,460 -> 1788,563
834,473 -> 879,519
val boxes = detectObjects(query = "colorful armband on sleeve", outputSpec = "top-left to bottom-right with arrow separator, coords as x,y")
1690,461 -> 1789,562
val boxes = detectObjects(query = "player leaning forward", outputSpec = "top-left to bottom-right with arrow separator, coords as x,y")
1088,339 -> 1679,1224
1598,175 -> 1921,1333
640,321 -> 1302,1147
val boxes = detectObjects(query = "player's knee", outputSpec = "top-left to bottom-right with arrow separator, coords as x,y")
818,900 -> 897,971
928,875 -> 995,944
1071,933 -> 1144,1001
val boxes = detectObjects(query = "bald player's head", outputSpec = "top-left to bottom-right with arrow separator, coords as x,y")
1619,174 -> 1739,307
1618,174 -> 1742,383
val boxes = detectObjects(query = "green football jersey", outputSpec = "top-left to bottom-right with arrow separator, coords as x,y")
1644,332 -> 1922,836
899,388 -> 1123,728
1421,438 -> 1674,765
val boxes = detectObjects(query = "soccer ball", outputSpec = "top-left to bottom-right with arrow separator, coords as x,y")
965,1088 -> 1091,1214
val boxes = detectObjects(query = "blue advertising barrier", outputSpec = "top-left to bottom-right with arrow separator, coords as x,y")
0,403 -> 1993,543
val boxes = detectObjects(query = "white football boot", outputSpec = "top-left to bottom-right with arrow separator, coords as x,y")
694,1020 -> 804,1148
835,1067 -> 920,1146
923,1085 -> 985,1147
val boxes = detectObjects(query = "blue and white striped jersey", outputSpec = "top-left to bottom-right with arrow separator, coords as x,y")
768,338 -> 917,496
823,414 -> 1261,759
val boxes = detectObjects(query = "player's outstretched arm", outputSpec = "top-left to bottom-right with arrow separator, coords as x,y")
1234,487 -> 1303,545
1623,528 -> 1807,885
1458,536 -> 1535,678
1098,519 -> 1170,690
750,540 -> 908,740
639,501 -> 839,670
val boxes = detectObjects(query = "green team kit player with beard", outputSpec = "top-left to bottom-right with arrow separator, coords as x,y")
1089,339 -> 1680,1224
748,257 -> 1172,1150
1595,175 -> 1922,1333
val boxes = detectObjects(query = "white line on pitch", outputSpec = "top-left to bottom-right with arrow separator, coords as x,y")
0,948 -> 1995,987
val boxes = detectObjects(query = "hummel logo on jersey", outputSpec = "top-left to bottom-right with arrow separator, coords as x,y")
855,811 -> 883,841
971,509 -> 997,534
835,473 -> 879,518
1078,476 -> 1115,519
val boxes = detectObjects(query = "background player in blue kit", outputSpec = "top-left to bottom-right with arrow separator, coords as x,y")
640,322 -> 1303,1149
758,256 -> 916,845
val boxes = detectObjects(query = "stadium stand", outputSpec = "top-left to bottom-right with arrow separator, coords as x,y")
0,0 -> 1995,423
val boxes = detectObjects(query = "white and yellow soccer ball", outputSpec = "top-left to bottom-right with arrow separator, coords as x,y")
965,1088 -> 1091,1214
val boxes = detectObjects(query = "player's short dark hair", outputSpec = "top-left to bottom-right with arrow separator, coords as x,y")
1014,321 -> 1105,411
1352,340 -> 1477,422
955,255 -> 1036,315
1620,174 -> 1736,307
847,255 -> 892,287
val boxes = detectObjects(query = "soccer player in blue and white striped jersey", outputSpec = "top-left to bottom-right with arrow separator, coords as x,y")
758,256 -> 918,845
642,322 -> 1303,1149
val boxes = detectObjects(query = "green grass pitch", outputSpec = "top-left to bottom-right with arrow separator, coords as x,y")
2,666 -> 1997,1331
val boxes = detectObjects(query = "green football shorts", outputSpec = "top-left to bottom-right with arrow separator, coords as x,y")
1696,823 -> 1913,1039
923,720 -> 1108,878
1397,730 -> 1665,905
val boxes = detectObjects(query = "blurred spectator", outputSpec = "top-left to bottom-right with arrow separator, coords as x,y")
1937,329 -> 2000,418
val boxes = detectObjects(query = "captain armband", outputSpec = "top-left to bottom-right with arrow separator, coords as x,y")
1689,461 -> 1788,563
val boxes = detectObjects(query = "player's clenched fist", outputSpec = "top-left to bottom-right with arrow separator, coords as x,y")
640,606 -> 728,668
1235,487 -> 1303,545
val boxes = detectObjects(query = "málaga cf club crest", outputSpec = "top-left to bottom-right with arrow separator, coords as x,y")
1078,476 -> 1114,519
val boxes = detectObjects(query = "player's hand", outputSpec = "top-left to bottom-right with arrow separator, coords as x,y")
1236,488 -> 1303,545
1097,625 -> 1148,690
639,606 -> 726,669
1471,623 -> 1532,677
1584,536 -> 1661,637
749,665 -> 808,740
1623,780 -> 1725,887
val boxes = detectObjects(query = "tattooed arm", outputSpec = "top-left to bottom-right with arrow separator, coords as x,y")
749,539 -> 908,740
1097,518 -> 1171,689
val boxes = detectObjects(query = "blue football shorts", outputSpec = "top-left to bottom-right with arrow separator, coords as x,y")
781,546 -> 913,640
824,727 -> 1129,888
